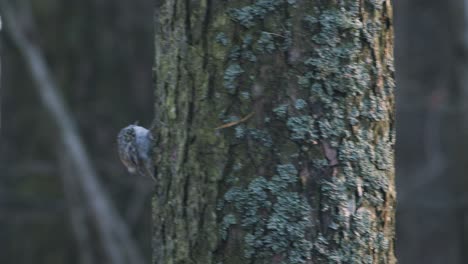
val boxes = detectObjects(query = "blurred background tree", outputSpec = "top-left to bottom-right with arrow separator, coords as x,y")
1,0 -> 468,263
0,0 -> 154,263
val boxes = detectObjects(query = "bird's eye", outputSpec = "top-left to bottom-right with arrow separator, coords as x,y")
124,130 -> 134,142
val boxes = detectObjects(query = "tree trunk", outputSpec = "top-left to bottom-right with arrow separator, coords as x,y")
152,1 -> 396,263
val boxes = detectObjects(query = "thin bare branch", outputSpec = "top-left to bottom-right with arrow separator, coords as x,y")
1,3 -> 145,264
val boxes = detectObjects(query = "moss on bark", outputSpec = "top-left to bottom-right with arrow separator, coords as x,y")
152,0 -> 396,263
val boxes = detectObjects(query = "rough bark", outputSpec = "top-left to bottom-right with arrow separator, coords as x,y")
152,1 -> 396,263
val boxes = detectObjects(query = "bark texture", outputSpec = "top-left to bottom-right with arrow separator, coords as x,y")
152,1 -> 396,263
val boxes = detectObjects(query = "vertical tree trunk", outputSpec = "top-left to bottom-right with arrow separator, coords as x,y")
152,1 -> 396,263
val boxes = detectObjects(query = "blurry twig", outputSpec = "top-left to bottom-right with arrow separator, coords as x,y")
215,111 -> 255,130
1,2 -> 144,264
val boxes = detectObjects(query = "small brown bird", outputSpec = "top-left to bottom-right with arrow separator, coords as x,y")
117,124 -> 155,181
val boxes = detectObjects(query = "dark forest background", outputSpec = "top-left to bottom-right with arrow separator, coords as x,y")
0,0 -> 154,263
0,0 -> 467,263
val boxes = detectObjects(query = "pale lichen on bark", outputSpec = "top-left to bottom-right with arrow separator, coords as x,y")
153,0 -> 396,263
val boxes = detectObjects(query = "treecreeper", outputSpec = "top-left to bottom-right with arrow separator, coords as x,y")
117,124 -> 155,181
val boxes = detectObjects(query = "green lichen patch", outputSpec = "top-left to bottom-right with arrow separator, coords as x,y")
224,64 -> 244,93
213,0 -> 395,263
320,176 -> 348,213
294,99 -> 308,110
247,128 -> 273,147
361,94 -> 389,121
256,32 -> 276,53
367,0 -> 385,10
273,104 -> 289,118
317,116 -> 347,141
227,0 -> 288,28
222,164 -> 312,263
220,214 -> 237,240
216,32 -> 229,46
286,115 -> 317,141
299,6 -> 374,106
